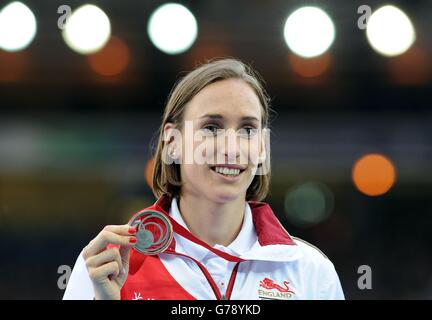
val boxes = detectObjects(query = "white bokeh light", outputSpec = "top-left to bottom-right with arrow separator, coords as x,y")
284,6 -> 335,58
62,4 -> 111,55
0,2 -> 37,52
366,5 -> 416,57
147,3 -> 198,55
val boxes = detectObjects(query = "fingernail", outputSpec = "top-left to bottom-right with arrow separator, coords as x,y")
128,226 -> 137,234
129,237 -> 137,244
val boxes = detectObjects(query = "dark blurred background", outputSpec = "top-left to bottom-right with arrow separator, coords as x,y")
0,0 -> 431,299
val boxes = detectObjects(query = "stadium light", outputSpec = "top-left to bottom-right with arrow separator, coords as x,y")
283,6 -> 335,58
0,2 -> 37,52
147,3 -> 198,55
62,4 -> 111,55
366,5 -> 416,57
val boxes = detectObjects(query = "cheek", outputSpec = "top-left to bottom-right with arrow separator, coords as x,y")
198,139 -> 215,154
182,128 -> 216,161
193,138 -> 217,165
240,138 -> 260,162
181,163 -> 211,183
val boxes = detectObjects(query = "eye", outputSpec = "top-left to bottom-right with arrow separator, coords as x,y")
237,127 -> 258,138
201,124 -> 222,136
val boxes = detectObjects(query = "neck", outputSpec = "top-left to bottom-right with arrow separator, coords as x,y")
177,192 -> 246,247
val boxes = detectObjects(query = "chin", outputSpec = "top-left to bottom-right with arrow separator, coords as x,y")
207,188 -> 245,204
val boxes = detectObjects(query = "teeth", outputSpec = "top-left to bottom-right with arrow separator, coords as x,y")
214,167 -> 240,176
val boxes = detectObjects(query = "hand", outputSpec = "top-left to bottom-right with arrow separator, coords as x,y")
82,224 -> 137,300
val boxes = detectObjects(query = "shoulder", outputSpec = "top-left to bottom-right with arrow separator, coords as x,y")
290,236 -> 345,299
291,236 -> 337,275
292,236 -> 329,261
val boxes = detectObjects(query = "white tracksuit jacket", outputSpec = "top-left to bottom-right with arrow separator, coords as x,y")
63,195 -> 344,300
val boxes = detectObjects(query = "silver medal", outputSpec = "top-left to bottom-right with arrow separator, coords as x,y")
129,210 -> 173,255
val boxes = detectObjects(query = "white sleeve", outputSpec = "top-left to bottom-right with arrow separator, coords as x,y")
63,252 -> 95,300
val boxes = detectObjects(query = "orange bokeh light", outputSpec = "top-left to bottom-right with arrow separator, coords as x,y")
388,46 -> 429,86
87,36 -> 130,76
352,153 -> 397,196
0,51 -> 29,82
289,52 -> 331,78
145,158 -> 155,189
185,43 -> 231,70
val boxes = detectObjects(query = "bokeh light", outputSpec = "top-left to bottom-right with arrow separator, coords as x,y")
366,5 -> 416,57
0,51 -> 29,82
145,158 -> 155,189
283,6 -> 335,58
186,43 -> 231,70
147,3 -> 198,55
387,47 -> 429,86
289,52 -> 331,78
284,182 -> 334,227
62,4 -> 111,55
87,36 -> 130,76
352,153 -> 397,196
0,2 -> 37,52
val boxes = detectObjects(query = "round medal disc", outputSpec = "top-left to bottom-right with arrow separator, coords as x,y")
129,210 -> 173,255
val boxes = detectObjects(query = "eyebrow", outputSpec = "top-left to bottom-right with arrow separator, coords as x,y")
199,114 -> 259,122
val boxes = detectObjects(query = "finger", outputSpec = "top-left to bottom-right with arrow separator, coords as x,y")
103,224 -> 138,236
86,248 -> 122,271
119,244 -> 132,273
88,261 -> 120,283
86,225 -> 136,250
84,229 -> 136,258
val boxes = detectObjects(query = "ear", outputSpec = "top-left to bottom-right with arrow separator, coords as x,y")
163,122 -> 182,161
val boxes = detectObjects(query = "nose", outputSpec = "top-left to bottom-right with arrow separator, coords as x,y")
221,129 -> 240,163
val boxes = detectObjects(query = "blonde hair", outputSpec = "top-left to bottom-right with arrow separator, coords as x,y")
151,58 -> 272,201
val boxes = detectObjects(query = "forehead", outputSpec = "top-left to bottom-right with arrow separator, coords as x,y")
184,78 -> 262,120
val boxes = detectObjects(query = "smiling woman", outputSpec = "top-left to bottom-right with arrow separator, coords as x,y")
63,58 -> 344,300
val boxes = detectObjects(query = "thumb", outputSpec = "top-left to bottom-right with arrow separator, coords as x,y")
115,244 -> 132,287
119,244 -> 132,274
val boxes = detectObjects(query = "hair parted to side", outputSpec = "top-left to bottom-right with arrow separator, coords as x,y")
151,58 -> 273,201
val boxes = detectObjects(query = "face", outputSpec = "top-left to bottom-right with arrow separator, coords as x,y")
165,78 -> 266,203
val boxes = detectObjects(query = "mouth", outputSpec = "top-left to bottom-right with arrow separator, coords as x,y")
210,165 -> 246,178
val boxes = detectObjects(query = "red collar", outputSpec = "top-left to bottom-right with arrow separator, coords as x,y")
151,194 -> 296,248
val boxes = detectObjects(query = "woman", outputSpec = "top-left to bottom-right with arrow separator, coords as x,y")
63,58 -> 344,300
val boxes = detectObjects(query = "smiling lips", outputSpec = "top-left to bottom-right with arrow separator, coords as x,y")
210,164 -> 246,177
